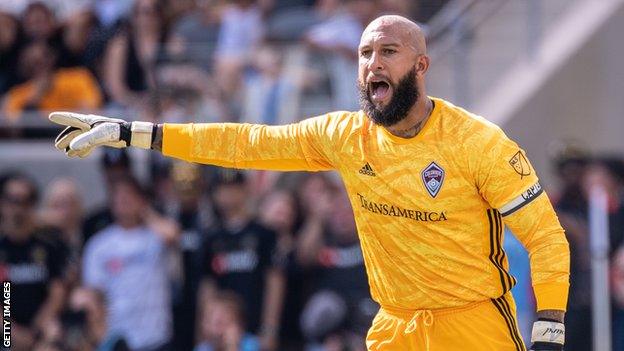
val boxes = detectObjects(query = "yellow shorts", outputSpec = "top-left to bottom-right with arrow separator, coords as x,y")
366,293 -> 527,351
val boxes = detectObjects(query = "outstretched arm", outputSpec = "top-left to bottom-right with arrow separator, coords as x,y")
49,112 -> 338,172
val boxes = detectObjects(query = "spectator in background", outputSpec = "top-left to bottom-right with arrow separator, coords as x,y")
58,8 -> 101,70
201,170 -> 284,351
164,161 -> 215,351
104,0 -> 167,108
168,0 -> 222,72
297,185 -> 375,351
261,0 -> 317,42
258,187 -> 304,350
214,0 -> 264,105
39,177 -> 85,286
33,287 -> 128,351
195,291 -> 260,351
1,40 -> 103,121
82,148 -> 132,240
21,2 -> 60,45
82,175 -> 180,351
303,0 -> 376,110
554,151 -> 591,351
0,11 -> 21,94
240,42 -> 298,126
0,172 -> 67,351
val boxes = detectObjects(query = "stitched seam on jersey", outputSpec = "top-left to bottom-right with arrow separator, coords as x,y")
488,209 -> 507,294
496,211 -> 515,290
500,186 -> 544,216
499,295 -> 526,350
491,298 -> 523,351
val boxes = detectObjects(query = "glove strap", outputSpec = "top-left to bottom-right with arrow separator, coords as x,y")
130,121 -> 154,149
531,320 -> 565,345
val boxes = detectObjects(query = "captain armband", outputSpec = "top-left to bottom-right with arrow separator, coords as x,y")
498,182 -> 544,217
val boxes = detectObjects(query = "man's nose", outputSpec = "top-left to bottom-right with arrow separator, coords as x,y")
367,52 -> 384,71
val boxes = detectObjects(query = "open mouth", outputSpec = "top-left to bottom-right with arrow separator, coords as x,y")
369,80 -> 391,102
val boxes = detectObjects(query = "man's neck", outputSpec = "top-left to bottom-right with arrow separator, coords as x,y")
118,219 -> 142,230
386,97 -> 433,139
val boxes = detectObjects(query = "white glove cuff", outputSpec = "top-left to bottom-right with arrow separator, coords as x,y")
531,320 -> 565,345
130,121 -> 154,149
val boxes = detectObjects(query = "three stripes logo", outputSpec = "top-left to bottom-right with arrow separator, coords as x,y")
359,162 -> 376,176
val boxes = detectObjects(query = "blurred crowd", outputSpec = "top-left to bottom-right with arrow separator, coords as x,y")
0,0 -> 445,128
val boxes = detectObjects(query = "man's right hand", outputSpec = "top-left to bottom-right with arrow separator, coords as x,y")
49,112 -> 154,158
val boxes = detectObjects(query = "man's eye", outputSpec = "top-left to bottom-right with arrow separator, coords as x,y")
360,50 -> 372,57
382,49 -> 396,55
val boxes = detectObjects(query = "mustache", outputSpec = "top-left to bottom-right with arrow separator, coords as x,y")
358,65 -> 419,127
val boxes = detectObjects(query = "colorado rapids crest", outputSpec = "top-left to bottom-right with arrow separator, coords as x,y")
421,162 -> 445,198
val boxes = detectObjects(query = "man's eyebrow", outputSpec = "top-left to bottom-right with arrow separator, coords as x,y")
359,42 -> 402,50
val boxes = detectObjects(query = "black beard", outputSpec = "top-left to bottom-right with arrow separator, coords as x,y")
358,66 -> 420,127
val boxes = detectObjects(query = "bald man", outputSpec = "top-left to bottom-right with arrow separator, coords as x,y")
50,15 -> 568,351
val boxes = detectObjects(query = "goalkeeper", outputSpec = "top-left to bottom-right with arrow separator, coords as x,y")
50,15 -> 569,351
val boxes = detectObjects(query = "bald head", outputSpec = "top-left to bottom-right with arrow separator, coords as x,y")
361,15 -> 426,54
357,15 -> 431,128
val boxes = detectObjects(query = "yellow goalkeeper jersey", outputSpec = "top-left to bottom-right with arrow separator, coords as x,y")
163,96 -> 569,312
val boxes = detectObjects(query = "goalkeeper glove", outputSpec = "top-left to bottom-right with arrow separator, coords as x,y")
529,318 -> 565,350
48,112 -> 154,158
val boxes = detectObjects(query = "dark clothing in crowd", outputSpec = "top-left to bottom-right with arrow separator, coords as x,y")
124,33 -> 151,93
310,233 -> 376,335
172,207 -> 210,351
203,220 -> 278,333
83,207 -> 114,242
0,229 -> 66,325
278,251 -> 305,350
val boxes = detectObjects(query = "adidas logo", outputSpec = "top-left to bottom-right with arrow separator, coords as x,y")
359,162 -> 376,176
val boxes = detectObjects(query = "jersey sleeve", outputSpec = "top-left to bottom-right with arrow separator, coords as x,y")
475,127 -> 570,311
162,113 -> 350,171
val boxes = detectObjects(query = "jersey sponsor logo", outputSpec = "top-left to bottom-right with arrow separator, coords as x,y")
211,249 -> 259,275
421,162 -> 445,198
318,245 -> 364,268
509,150 -> 531,178
356,193 -> 448,222
499,182 -> 543,216
0,263 -> 49,284
358,162 -> 376,176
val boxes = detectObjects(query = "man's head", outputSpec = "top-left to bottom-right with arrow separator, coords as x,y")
110,176 -> 147,228
211,169 -> 247,216
200,291 -> 246,344
18,40 -> 56,80
0,172 -> 39,238
357,15 -> 429,127
42,178 -> 83,232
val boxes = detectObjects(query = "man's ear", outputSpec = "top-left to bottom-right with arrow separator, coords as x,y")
415,55 -> 430,76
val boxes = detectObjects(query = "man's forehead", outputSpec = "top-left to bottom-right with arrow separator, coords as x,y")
359,30 -> 405,47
